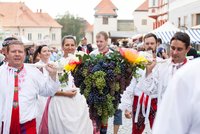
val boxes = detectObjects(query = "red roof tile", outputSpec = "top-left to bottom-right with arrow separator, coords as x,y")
95,0 -> 117,10
85,22 -> 93,32
94,0 -> 117,15
135,0 -> 149,11
0,2 -> 62,28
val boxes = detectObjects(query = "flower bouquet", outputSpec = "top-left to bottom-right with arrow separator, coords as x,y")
64,48 -> 147,130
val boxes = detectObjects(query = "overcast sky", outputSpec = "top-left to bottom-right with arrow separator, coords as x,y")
3,0 -> 145,24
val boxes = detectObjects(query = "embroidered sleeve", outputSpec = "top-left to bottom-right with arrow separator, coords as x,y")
136,68 -> 159,96
119,77 -> 137,112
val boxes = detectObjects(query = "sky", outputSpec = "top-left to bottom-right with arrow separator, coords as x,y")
3,0 -> 145,24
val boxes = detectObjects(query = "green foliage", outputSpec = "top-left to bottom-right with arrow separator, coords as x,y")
56,11 -> 85,43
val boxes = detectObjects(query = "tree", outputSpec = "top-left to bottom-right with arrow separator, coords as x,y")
56,11 -> 86,44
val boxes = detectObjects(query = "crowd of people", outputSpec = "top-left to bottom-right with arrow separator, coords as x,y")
0,31 -> 199,134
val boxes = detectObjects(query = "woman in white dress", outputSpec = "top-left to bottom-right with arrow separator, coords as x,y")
40,36 -> 93,134
33,45 -> 51,132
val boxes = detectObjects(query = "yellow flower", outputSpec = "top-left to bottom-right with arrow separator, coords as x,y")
124,50 -> 138,63
64,58 -> 81,72
64,63 -> 77,72
135,56 -> 148,64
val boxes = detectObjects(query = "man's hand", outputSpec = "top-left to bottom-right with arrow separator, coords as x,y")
125,109 -> 132,119
146,58 -> 156,76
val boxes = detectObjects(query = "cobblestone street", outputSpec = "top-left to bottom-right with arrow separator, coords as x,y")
107,112 -> 132,134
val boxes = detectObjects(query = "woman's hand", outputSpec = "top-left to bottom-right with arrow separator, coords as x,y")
63,90 -> 77,98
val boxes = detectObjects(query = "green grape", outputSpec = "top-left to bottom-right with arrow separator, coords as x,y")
94,104 -> 102,116
115,82 -> 120,92
82,68 -> 88,77
106,94 -> 115,116
83,75 -> 93,98
114,65 -> 121,74
95,78 -> 106,94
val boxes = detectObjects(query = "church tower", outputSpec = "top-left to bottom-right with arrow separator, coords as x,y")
93,0 -> 118,39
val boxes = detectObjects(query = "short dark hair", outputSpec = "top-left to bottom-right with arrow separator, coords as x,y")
143,33 -> 157,43
33,45 -> 48,63
2,37 -> 18,47
157,38 -> 162,44
61,35 -> 76,47
170,32 -> 190,49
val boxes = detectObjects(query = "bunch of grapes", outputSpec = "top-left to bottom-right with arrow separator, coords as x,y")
70,50 -> 145,130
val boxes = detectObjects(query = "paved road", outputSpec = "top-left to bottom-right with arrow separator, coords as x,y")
107,112 -> 132,134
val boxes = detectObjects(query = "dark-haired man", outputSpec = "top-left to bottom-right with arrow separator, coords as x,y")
77,37 -> 93,54
120,33 -> 160,134
124,32 -> 190,134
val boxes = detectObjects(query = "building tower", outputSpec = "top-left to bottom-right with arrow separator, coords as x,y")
93,0 -> 118,39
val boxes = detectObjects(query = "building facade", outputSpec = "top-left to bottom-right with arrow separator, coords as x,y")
133,0 -> 154,33
168,0 -> 200,29
0,2 -> 62,47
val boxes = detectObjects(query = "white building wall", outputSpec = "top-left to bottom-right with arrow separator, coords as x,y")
133,11 -> 154,34
85,32 -> 93,44
2,27 -> 61,46
93,17 -> 117,43
169,0 -> 200,28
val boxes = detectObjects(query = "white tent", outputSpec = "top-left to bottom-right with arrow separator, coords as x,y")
191,25 -> 200,29
19,36 -> 33,46
152,21 -> 180,33
151,21 -> 180,44
151,22 -> 200,44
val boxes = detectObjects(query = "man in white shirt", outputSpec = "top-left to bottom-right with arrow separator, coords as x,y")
120,32 -> 191,134
0,40 -> 59,134
90,31 -> 122,134
119,33 -> 159,134
153,58 -> 200,134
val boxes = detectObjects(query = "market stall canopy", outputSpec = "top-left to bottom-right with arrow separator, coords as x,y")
150,22 -> 200,44
109,31 -> 136,38
191,25 -> 200,29
18,36 -> 34,46
185,29 -> 200,44
151,21 -> 180,44
152,21 -> 180,33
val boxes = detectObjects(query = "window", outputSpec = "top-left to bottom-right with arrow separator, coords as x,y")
103,17 -> 108,25
38,33 -> 42,40
184,16 -> 187,27
141,19 -> 147,25
178,17 -> 181,28
28,33 -> 32,40
52,33 -> 56,40
197,14 -> 200,25
152,0 -> 156,6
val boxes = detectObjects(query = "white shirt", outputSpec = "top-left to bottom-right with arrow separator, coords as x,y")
138,58 -> 188,104
0,64 -> 59,133
153,58 -> 200,134
89,48 -> 113,56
